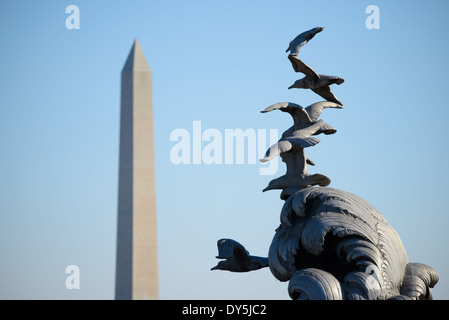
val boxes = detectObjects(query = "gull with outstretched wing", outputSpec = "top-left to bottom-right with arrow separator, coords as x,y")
286,26 -> 324,56
262,101 -> 341,134
288,55 -> 344,105
259,120 -> 327,163
286,28 -> 344,105
211,239 -> 268,272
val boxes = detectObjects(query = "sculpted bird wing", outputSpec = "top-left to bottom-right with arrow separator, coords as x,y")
291,119 -> 326,138
305,101 -> 343,121
260,140 -> 293,163
311,86 -> 343,106
260,121 -> 325,163
216,238 -> 249,259
262,102 -> 302,114
288,55 -> 319,79
260,137 -> 319,163
286,26 -> 324,55
313,121 -> 337,135
261,102 -> 313,125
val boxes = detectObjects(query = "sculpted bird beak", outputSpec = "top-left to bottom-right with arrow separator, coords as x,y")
211,265 -> 219,271
262,185 -> 273,192
288,84 -> 294,89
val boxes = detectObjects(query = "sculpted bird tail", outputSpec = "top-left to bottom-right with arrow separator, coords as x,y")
263,173 -> 331,192
305,173 -> 331,187
316,122 -> 337,135
306,157 -> 315,166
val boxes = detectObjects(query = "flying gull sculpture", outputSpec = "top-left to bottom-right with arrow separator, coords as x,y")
286,26 -> 324,56
211,239 -> 268,272
259,102 -> 340,195
212,26 -> 439,300
286,27 -> 344,105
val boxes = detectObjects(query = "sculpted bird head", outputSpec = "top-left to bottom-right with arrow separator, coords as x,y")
211,260 -> 229,271
288,79 -> 306,89
306,26 -> 324,40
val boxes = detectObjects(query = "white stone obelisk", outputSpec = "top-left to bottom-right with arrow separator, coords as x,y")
115,39 -> 158,300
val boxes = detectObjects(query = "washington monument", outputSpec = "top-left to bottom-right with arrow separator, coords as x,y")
115,39 -> 158,300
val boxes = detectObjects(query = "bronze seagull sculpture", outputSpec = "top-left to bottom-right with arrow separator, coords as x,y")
261,101 -> 342,134
288,55 -> 344,105
259,121 -> 331,196
259,119 -> 325,163
260,101 -> 342,163
211,239 -> 268,272
260,102 -> 341,197
286,27 -> 344,105
286,26 -> 324,56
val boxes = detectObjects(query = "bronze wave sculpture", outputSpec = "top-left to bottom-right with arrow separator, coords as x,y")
212,27 -> 438,300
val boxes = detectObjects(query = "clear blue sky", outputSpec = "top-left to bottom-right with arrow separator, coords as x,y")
0,0 -> 448,299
